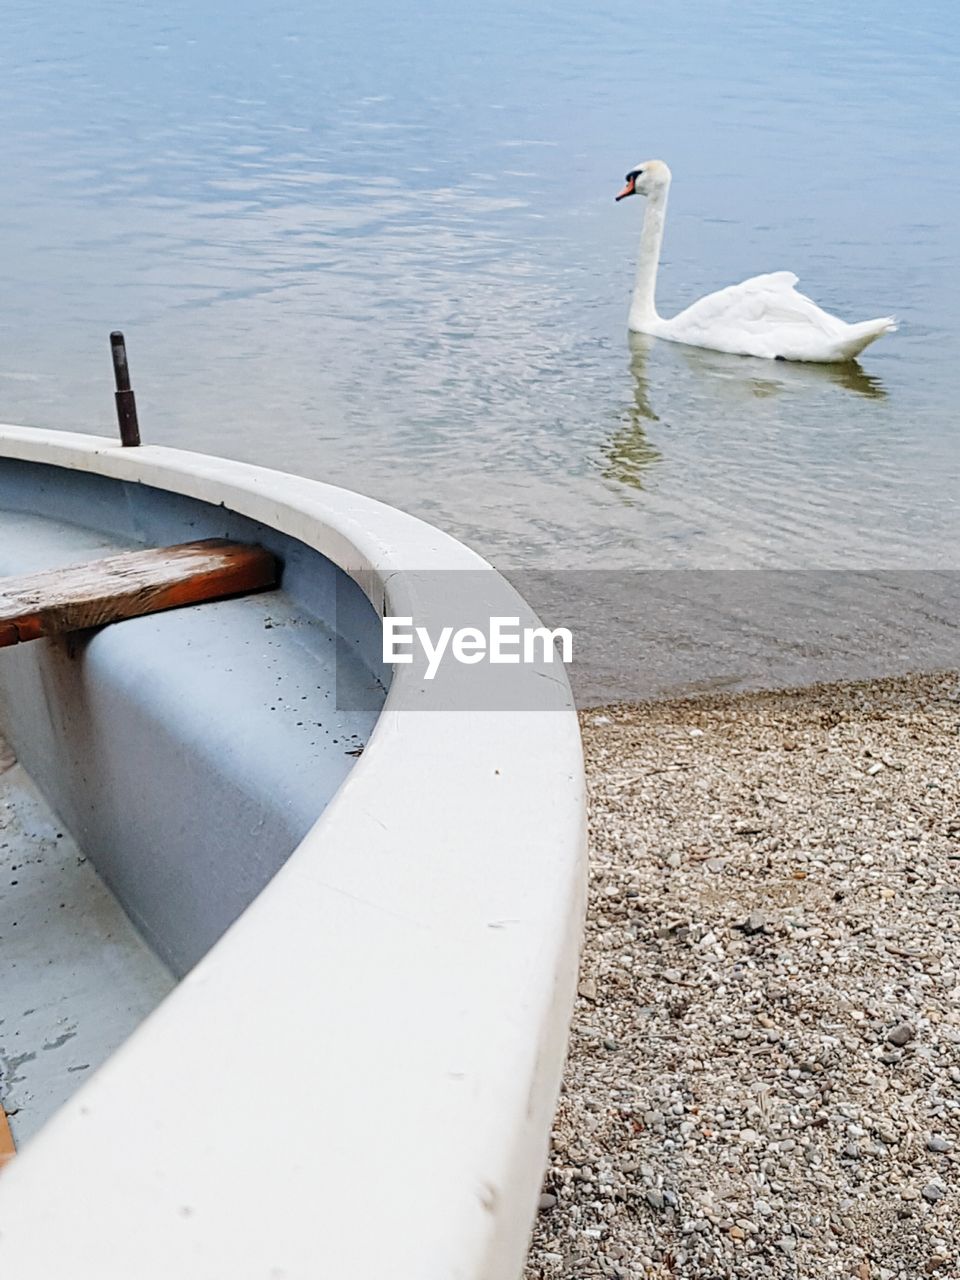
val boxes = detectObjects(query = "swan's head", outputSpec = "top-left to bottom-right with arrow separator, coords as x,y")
615,160 -> 671,202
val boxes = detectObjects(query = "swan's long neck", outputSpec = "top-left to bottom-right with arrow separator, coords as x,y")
630,183 -> 669,328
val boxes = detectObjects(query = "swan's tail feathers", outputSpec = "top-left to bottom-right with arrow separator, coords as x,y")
834,316 -> 897,361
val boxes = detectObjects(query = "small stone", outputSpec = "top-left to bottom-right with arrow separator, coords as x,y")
900,1187 -> 920,1202
729,1225 -> 746,1241
739,1128 -> 761,1145
538,1193 -> 557,1211
922,1184 -> 945,1204
645,1188 -> 665,1211
736,911 -> 767,935
926,1136 -> 952,1154
886,1022 -> 915,1047
577,978 -> 597,1001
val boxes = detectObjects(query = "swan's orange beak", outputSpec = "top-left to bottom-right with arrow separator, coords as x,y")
615,177 -> 636,202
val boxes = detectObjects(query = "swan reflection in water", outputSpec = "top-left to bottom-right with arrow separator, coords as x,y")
602,334 -> 663,490
681,342 -> 889,401
602,333 -> 889,492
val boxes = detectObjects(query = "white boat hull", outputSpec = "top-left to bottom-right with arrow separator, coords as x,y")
0,425 -> 586,1280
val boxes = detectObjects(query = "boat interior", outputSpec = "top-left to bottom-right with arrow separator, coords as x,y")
0,455 -> 387,1149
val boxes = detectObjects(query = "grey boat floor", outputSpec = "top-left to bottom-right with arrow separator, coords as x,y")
0,738 -> 174,1147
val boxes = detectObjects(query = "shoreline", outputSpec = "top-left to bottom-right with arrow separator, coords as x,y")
527,669 -> 960,1280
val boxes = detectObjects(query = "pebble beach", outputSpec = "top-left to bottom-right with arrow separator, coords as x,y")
526,671 -> 960,1280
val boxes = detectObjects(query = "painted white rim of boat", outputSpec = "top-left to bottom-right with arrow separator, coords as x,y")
0,423 -> 587,1280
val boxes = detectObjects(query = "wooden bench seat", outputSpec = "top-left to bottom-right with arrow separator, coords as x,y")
0,540 -> 277,648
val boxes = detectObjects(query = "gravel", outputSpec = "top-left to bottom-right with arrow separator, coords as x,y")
525,671 -> 960,1280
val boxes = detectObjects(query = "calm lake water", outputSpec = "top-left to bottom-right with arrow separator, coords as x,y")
2,0 -> 958,570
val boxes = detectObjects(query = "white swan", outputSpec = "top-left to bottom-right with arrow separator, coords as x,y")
615,161 -> 896,363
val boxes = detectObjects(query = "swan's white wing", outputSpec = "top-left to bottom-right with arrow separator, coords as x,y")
664,272 -> 849,360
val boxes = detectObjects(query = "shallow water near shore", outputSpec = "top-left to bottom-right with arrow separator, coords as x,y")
1,0 -> 958,579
